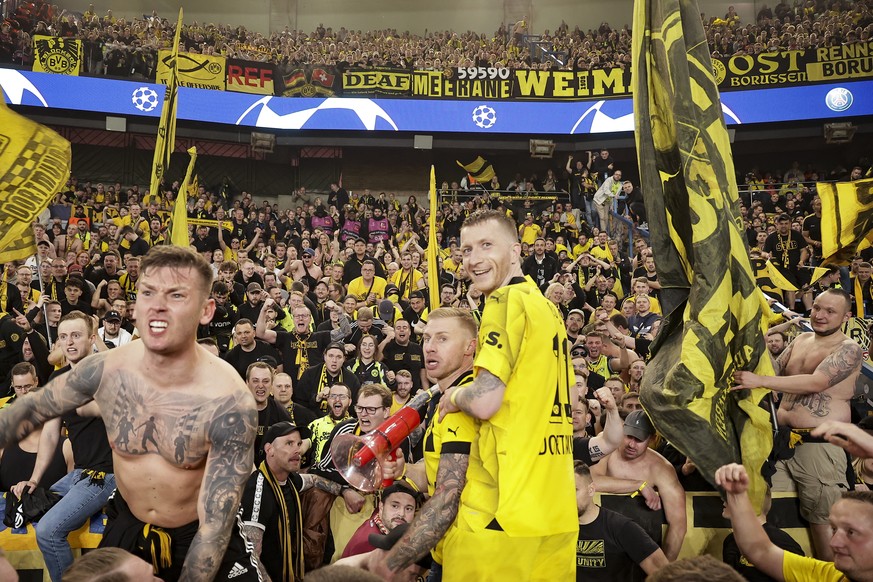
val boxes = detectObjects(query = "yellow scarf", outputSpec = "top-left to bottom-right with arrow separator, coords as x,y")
258,460 -> 304,581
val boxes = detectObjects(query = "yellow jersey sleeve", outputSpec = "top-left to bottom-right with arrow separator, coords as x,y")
782,551 -> 846,582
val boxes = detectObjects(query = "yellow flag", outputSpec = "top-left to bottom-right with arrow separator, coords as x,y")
0,87 -> 71,264
427,166 -> 440,309
149,8 -> 183,201
818,178 -> 873,265
456,156 -> 495,183
632,0 -> 773,509
169,147 -> 196,247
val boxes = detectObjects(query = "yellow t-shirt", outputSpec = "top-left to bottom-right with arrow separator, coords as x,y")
518,222 -> 542,245
573,240 -> 593,257
423,370 -> 477,564
347,276 -> 388,301
782,551 -> 847,582
389,269 -> 424,299
308,415 -> 348,464
589,244 -> 614,264
458,276 -> 576,537
627,293 -> 663,315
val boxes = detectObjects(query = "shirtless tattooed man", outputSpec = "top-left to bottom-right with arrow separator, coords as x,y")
0,246 -> 260,581
733,288 -> 863,561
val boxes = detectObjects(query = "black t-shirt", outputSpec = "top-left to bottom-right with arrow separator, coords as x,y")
573,437 -> 594,465
381,341 -> 425,391
763,230 -> 805,273
240,469 -> 304,581
273,329 -> 332,381
295,364 -> 361,415
576,508 -> 660,582
222,340 -> 281,378
723,523 -> 804,582
51,365 -> 114,473
255,398 -> 291,464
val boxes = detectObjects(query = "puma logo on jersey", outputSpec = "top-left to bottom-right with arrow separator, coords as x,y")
446,427 -> 458,436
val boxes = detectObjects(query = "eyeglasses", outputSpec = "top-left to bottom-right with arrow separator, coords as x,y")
354,405 -> 384,415
328,394 -> 350,401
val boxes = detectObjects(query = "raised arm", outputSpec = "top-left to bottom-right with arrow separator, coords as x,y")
587,387 -> 622,462
179,391 -> 257,582
715,463 -> 786,581
256,298 -> 278,343
655,462 -> 687,561
0,353 -> 106,449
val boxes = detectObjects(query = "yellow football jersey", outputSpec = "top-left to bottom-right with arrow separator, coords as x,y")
458,276 -> 576,537
422,370 -> 476,564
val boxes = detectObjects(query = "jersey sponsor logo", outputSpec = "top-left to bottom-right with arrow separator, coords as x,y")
484,331 -> 501,347
446,426 -> 458,437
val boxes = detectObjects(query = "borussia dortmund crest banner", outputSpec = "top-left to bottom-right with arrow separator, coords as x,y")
32,36 -> 81,75
632,0 -> 773,509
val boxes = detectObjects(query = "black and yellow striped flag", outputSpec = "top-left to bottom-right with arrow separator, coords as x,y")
427,166 -> 440,309
0,87 -> 71,264
456,156 -> 495,183
148,7 -> 183,201
632,0 -> 773,508
817,178 -> 873,265
168,146 -> 196,247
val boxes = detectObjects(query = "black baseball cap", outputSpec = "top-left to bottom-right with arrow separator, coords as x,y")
409,290 -> 425,300
104,310 -> 122,323
262,421 -> 311,449
624,410 -> 655,441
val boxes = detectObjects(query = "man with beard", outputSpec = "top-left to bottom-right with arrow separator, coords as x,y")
239,422 -> 343,582
296,342 -> 361,415
307,383 -> 353,465
733,288 -> 863,560
257,298 -> 350,381
341,483 -> 420,558
223,319 -> 280,379
522,238 -> 558,289
763,214 -> 809,310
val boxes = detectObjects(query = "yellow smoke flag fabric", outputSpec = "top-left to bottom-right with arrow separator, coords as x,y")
168,147 -> 196,247
427,166 -> 440,309
632,0 -> 773,509
818,179 -> 873,265
456,156 -> 495,183
0,87 -> 71,264
149,8 -> 183,202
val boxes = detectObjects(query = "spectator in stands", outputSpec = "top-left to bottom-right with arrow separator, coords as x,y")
341,483 -> 419,558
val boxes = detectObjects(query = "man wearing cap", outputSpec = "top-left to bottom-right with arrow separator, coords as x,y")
341,483 -> 420,559
240,421 -> 344,582
283,248 -> 323,291
389,252 -> 424,301
25,237 -> 55,276
296,342 -> 361,415
401,291 -> 428,337
567,308 -> 586,344
590,410 -> 687,560
239,281 -> 267,323
377,297 -> 401,326
348,260 -> 388,307
98,310 -> 132,348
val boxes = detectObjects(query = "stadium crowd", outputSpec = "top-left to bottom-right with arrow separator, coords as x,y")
0,144 -> 871,581
1,0 -> 872,76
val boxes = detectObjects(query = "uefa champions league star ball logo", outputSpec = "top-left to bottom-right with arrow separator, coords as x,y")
825,87 -> 853,112
472,105 -> 497,129
131,87 -> 159,112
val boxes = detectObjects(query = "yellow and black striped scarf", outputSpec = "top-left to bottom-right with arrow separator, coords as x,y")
258,461 -> 304,581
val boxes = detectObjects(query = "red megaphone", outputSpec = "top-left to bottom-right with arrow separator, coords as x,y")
331,386 -> 440,492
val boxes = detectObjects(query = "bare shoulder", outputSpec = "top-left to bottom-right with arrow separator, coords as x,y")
648,449 -> 680,481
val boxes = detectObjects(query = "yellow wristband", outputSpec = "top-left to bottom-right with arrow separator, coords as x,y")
630,481 -> 648,498
449,387 -> 465,407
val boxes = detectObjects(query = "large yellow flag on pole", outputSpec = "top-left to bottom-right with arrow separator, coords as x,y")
0,87 -> 71,265
632,0 -> 773,509
148,8 -> 182,201
168,146 -> 196,247
427,166 -> 440,309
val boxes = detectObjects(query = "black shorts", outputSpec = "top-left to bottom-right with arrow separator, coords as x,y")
99,490 -> 261,581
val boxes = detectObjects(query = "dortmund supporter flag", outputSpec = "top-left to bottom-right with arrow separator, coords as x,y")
817,179 -> 873,265
457,156 -> 495,183
149,8 -> 183,202
0,87 -> 71,264
168,147 -> 196,247
427,166 -> 440,309
632,0 -> 773,509
763,259 -> 799,292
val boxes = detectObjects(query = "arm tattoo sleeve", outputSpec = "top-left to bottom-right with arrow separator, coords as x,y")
817,341 -> 863,388
385,452 -> 468,572
774,340 -> 795,376
179,393 -> 257,582
0,353 -> 105,448
300,473 -> 342,496
455,369 -> 504,413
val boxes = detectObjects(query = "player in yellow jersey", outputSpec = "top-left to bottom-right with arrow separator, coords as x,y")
439,209 -> 576,581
